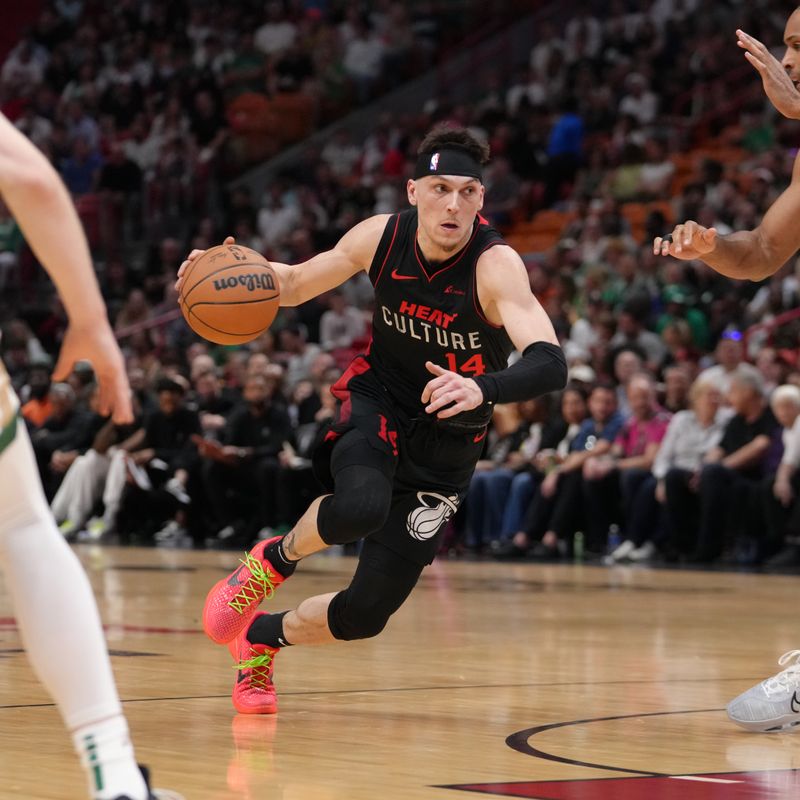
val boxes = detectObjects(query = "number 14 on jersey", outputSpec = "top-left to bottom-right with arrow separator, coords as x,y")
444,353 -> 486,376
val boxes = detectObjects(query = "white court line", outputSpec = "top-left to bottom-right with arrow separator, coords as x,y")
669,776 -> 742,784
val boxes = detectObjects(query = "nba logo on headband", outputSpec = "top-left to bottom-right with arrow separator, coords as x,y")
429,152 -> 440,171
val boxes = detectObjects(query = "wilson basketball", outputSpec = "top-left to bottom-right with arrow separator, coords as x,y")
179,244 -> 280,345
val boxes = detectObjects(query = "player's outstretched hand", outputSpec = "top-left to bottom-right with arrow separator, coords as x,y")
53,323 -> 133,425
736,29 -> 800,120
653,221 -> 717,260
422,361 -> 484,419
175,235 -> 235,292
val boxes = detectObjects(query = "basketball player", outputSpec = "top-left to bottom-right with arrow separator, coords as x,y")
654,11 -> 800,732
0,112 -> 179,798
176,125 -> 567,714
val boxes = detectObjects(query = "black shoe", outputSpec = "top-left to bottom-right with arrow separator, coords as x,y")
490,539 -> 529,558
112,765 -> 182,800
528,542 -> 560,560
766,545 -> 800,568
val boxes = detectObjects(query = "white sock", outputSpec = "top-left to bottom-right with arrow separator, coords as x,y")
73,716 -> 148,800
0,428 -> 146,799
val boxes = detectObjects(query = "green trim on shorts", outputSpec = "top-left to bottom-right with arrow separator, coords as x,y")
0,411 -> 19,456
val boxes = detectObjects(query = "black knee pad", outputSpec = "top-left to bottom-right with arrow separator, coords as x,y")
327,539 -> 423,641
317,465 -> 392,545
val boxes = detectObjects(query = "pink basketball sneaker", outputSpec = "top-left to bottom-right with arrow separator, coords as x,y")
229,613 -> 279,715
202,537 -> 287,644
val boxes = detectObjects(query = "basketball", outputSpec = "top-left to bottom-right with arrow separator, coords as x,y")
178,244 -> 280,345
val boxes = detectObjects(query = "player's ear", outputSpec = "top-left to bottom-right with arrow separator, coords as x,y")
477,184 -> 485,211
407,179 -> 417,206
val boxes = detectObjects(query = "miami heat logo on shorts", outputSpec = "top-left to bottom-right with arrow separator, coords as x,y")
406,491 -> 459,541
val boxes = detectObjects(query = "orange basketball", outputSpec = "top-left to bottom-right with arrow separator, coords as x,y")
178,244 -> 280,345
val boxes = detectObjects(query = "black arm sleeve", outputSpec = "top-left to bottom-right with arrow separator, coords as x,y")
473,341 -> 567,405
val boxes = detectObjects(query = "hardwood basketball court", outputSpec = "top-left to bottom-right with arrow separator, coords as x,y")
0,547 -> 798,799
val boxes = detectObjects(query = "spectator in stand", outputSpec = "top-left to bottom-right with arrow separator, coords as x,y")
513,382 -> 625,559
609,303 -> 667,370
20,361 -> 54,428
611,346 -> 644,417
584,373 -> 671,559
483,157 -> 522,227
493,386 -> 589,555
116,378 -> 199,546
197,373 -> 292,545
653,379 -> 730,561
279,324 -> 322,393
618,73 -> 658,126
661,365 -> 692,413
319,289 -> 365,353
343,18 -> 386,104
545,96 -> 584,206
30,382 -> 103,500
668,371 -> 778,563
59,136 -> 102,197
254,2 -> 297,58
698,330 -> 762,396
761,385 -> 800,566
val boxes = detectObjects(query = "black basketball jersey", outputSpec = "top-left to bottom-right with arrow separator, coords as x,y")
365,208 -> 514,426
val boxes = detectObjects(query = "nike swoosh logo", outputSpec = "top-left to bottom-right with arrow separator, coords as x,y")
391,268 -> 417,281
791,691 -> 800,713
473,429 -> 487,443
237,670 -> 246,683
227,566 -> 247,587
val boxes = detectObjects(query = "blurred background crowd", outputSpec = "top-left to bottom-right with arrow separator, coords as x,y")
1,0 -> 799,566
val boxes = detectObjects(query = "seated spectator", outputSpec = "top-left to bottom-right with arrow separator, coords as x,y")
611,346 -> 644,417
197,373 -> 293,545
662,365 -> 691,413
51,401 -> 145,539
511,382 -> 625,559
30,382 -> 103,499
20,361 -> 54,428
584,373 -> 671,560
189,369 -> 238,437
279,325 -> 322,393
698,331 -> 761,396
116,378 -> 200,546
609,304 -> 666,371
666,371 -> 778,563
468,397 -> 562,551
319,289 -> 366,354
761,385 -> 800,566
492,386 -> 589,555
640,379 -> 730,562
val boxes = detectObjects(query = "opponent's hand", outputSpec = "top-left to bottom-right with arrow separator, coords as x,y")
175,235 -> 235,292
53,323 -> 133,424
421,360 -> 484,419
737,29 -> 800,120
653,221 -> 717,260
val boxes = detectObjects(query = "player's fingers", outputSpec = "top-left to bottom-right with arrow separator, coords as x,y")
51,349 -> 73,383
653,236 -> 663,255
425,390 -> 458,415
223,236 -> 236,245
425,360 -> 447,377
437,400 -> 471,419
671,224 -> 684,254
743,51 -> 766,72
703,227 -> 718,247
110,377 -> 134,424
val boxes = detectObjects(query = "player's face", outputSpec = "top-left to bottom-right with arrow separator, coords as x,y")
408,175 -> 484,254
781,9 -> 800,89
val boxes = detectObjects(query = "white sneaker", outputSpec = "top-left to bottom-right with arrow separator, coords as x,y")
628,541 -> 657,562
608,539 -> 636,562
727,651 -> 800,732
154,520 -> 189,548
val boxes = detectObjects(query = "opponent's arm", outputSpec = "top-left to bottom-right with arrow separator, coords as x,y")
176,214 -> 388,307
0,112 -> 132,422
654,145 -> 800,283
422,246 -> 566,418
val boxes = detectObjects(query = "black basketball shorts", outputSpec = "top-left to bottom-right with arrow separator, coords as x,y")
312,355 -> 487,565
